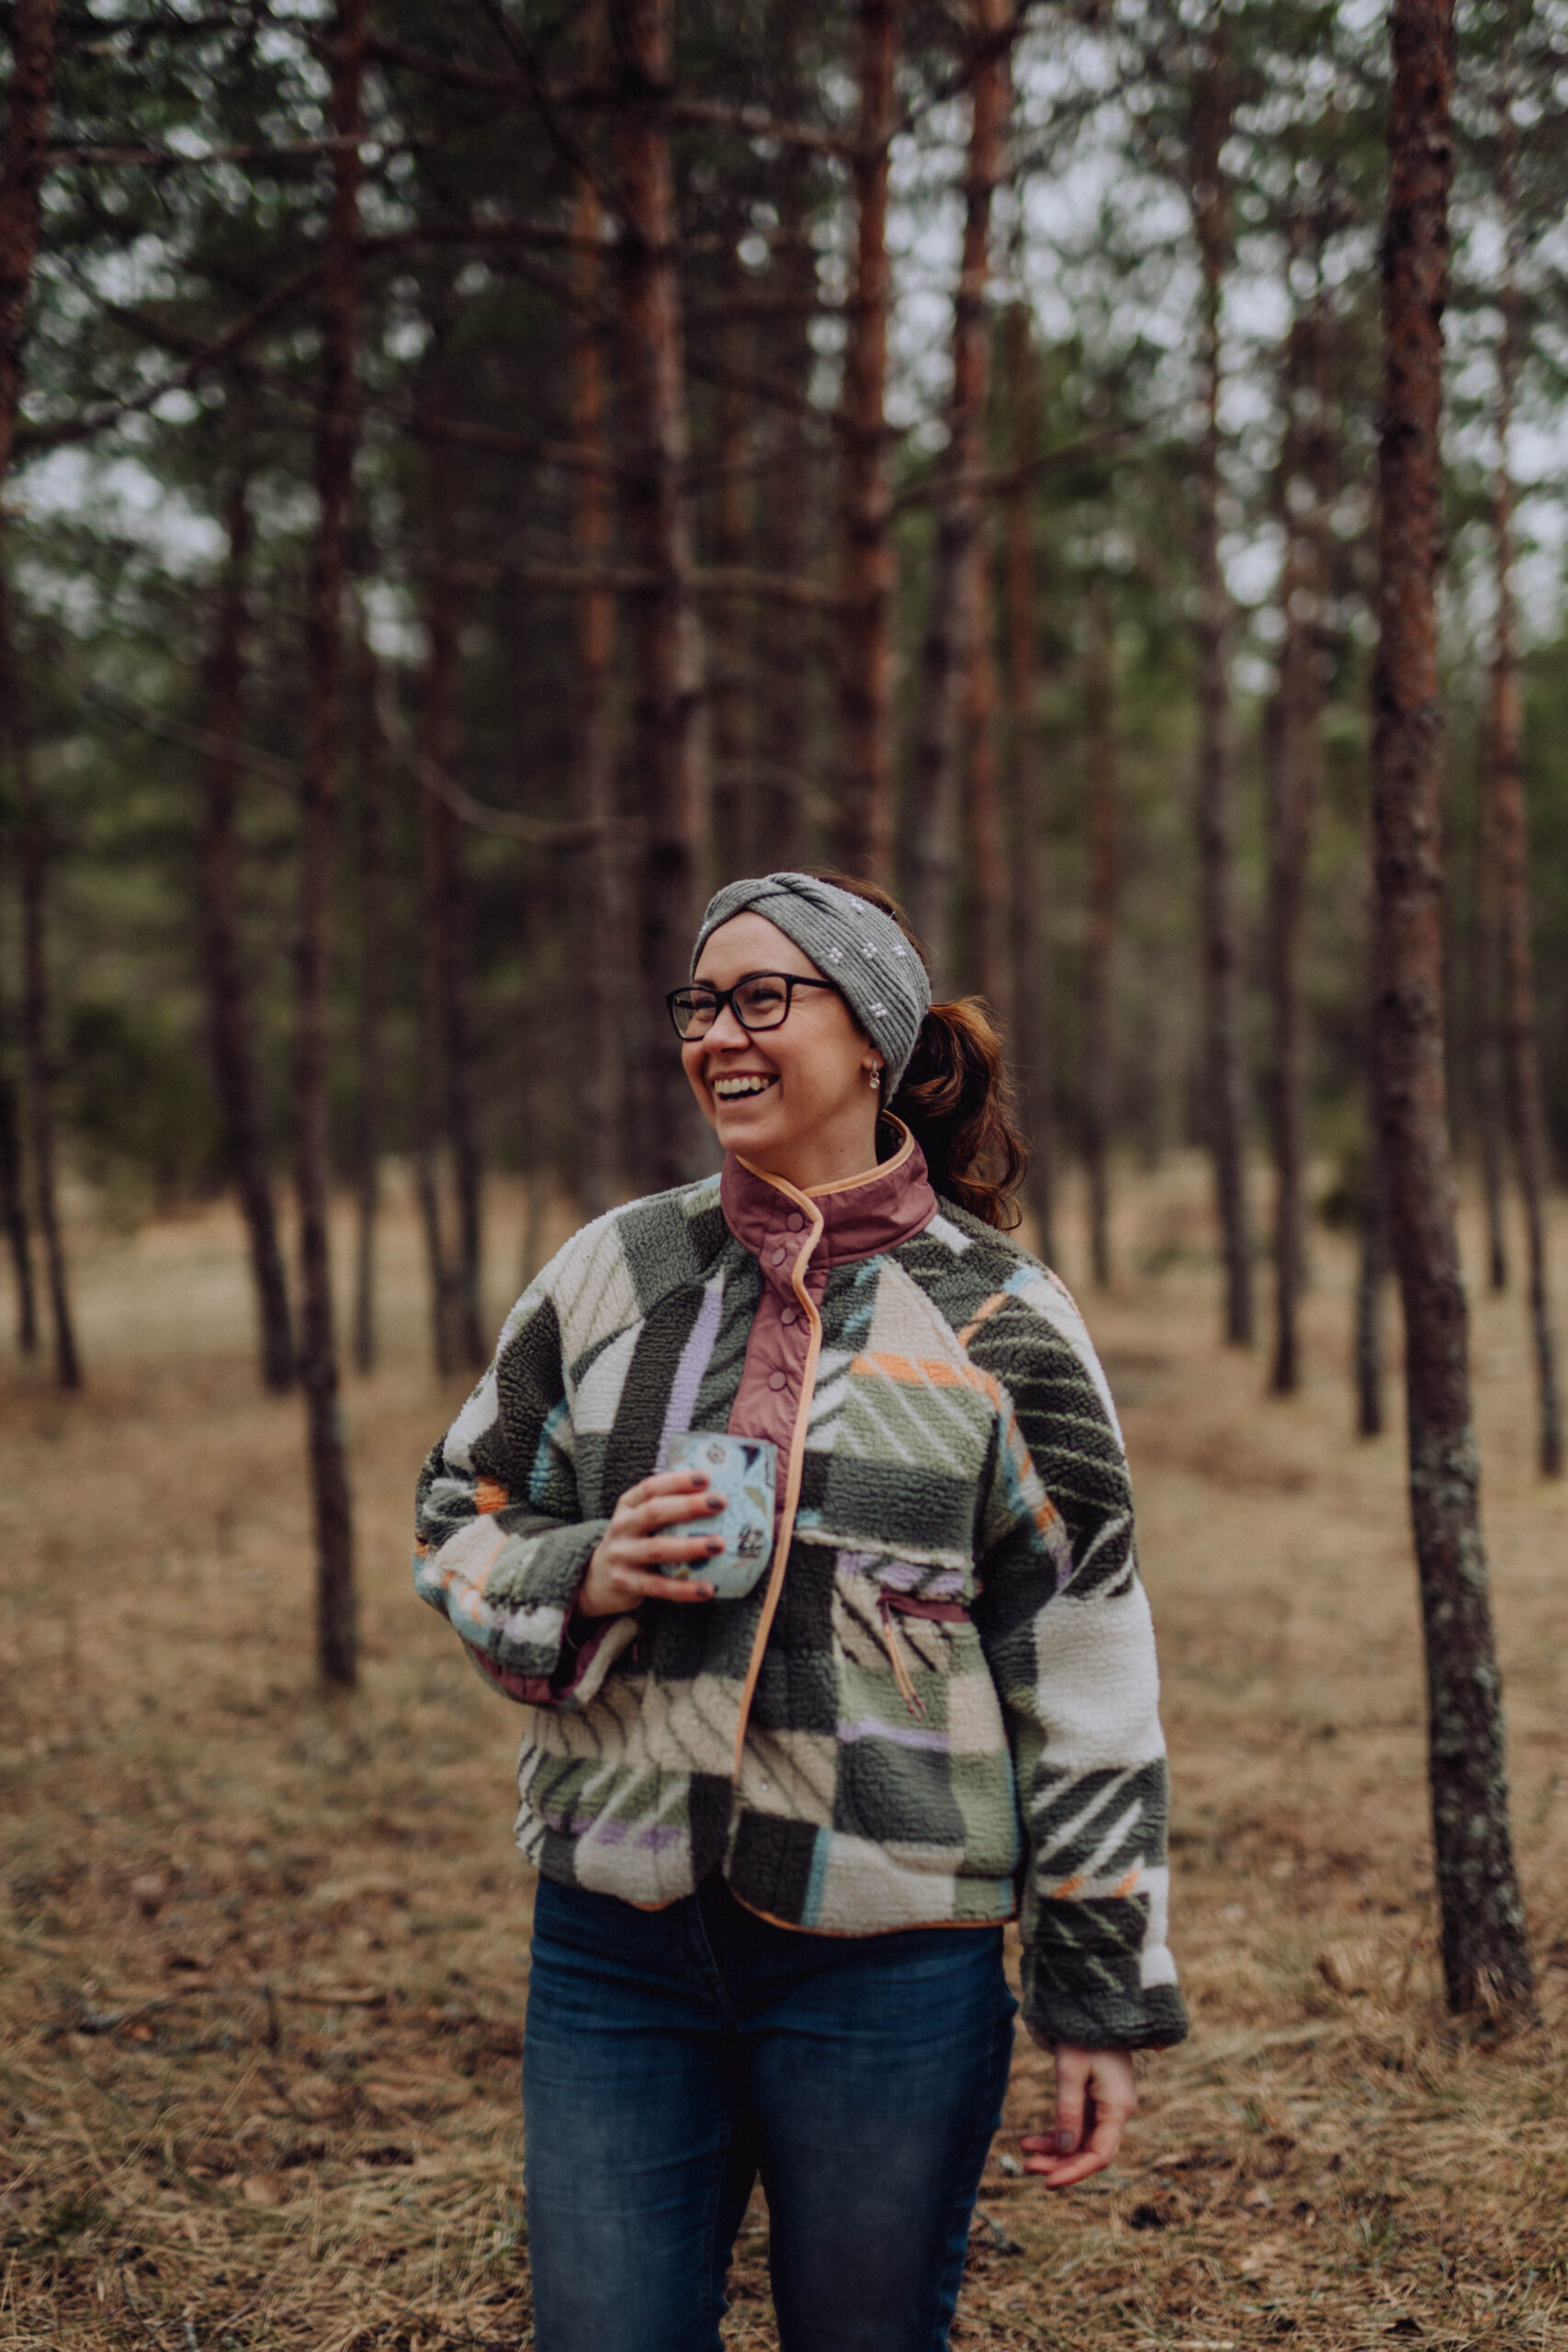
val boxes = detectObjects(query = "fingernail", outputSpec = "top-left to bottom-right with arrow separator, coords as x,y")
1056,2128 -> 1076,2154
707,1539 -> 726,1554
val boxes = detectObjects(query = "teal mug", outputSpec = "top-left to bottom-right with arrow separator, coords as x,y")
664,1431 -> 777,1600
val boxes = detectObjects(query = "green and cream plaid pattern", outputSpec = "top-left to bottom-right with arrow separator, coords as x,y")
414,1178 -> 1188,2051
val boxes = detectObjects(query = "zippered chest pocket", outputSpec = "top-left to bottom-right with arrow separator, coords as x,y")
830,1553 -> 997,1730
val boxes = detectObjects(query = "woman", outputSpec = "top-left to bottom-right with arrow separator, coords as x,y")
414,870 -> 1187,2352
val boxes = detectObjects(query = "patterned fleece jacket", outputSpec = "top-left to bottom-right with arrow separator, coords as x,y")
413,1122 -> 1189,2051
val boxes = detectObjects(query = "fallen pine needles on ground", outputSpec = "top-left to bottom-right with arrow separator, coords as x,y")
3,1166 -> 1567,2348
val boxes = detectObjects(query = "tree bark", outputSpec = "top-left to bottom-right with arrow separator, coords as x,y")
414,336 -> 486,1376
614,0 -> 708,1192
199,453 -> 295,1393
904,0 -> 1010,987
0,0 -> 55,492
571,17 -> 626,1222
0,1063 -> 34,1354
351,594 -> 387,1374
964,526 -> 1010,1021
1371,0 -> 1533,2014
1083,575 -> 1117,1291
708,239 -> 753,877
1487,92 -> 1561,1478
1003,301 -> 1055,1262
1475,764 -> 1509,1292
1190,40 -> 1254,1346
13,663 -> 80,1392
833,0 -> 904,885
296,0 -> 364,1690
0,0 -> 56,1371
1265,282 -> 1332,1396
1355,1098 -> 1388,1441
753,134 -> 815,874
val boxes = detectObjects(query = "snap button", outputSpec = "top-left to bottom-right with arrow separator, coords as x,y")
772,1246 -> 787,1266
768,1371 -> 787,1392
786,1213 -> 805,1232
781,1306 -> 796,1325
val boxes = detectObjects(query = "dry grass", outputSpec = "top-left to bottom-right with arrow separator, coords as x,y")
4,1159 -> 1568,2349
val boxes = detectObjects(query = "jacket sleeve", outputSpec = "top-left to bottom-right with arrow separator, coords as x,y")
966,1269 -> 1189,2052
412,1276 -> 631,1708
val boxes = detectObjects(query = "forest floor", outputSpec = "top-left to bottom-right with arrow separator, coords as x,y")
3,1158 -> 1568,2351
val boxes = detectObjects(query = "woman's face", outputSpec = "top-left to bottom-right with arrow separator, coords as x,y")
682,911 -> 885,1188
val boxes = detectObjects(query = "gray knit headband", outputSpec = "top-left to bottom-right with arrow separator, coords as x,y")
691,872 -> 931,1094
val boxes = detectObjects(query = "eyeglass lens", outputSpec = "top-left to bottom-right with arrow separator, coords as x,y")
674,976 -> 791,1037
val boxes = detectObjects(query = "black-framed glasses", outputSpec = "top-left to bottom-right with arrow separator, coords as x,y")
665,970 -> 843,1041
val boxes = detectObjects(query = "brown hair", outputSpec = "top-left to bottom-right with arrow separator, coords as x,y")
807,872 -> 1028,1231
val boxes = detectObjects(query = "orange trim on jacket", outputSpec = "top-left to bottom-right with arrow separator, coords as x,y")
717,1119 -> 938,1785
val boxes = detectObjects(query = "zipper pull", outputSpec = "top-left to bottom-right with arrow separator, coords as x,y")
877,1593 -> 927,1720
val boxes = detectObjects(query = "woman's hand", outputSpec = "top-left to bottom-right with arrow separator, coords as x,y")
576,1469 -> 727,1618
1020,2045 -> 1137,2188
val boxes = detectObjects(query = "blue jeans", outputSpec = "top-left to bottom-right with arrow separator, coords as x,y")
523,1872 -> 1018,2352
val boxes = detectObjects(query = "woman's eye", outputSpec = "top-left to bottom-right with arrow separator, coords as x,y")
741,983 -> 785,1013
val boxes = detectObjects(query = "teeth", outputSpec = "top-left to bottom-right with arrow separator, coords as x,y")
713,1075 -> 775,1098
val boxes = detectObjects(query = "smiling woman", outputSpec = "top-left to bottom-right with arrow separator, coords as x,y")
413,868 -> 1188,2352
679,915 -> 889,1191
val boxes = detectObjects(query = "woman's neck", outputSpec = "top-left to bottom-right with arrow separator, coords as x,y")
737,1112 -> 886,1196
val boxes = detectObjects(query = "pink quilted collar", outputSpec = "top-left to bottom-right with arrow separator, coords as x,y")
719,1117 -> 938,1272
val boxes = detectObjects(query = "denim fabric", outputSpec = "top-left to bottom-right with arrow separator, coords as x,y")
523,1872 -> 1018,2352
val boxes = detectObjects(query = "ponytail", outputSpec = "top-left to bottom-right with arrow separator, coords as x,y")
806,871 -> 1029,1231
893,997 -> 1026,1230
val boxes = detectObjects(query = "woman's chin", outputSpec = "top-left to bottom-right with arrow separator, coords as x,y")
712,1098 -> 784,1153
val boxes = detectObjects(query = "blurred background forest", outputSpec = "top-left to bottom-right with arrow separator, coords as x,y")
6,0 -> 1568,1369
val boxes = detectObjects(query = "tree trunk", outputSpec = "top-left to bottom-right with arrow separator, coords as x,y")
1083,576 -> 1117,1291
200,454 -> 295,1393
1355,1101 -> 1388,1441
1371,0 -> 1533,2015
904,0 -> 1010,987
1265,287 -> 1332,1396
0,0 -> 55,493
614,0 -> 708,1193
1190,43 -> 1254,1347
14,674 -> 80,1392
417,589 -> 460,1379
833,0 -> 904,885
1488,94 -> 1561,1479
351,594 -> 387,1374
570,23 -> 626,1222
1003,301 -> 1055,1262
413,273 -> 486,1376
0,0 -> 56,1371
753,130 -> 815,874
964,528 -> 1010,1022
418,586 -> 487,1372
296,0 -> 364,1690
0,1064 -> 35,1353
709,240 -> 753,877
1475,767 -> 1509,1292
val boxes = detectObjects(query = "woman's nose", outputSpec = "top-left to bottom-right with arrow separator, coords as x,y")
704,1002 -> 750,1048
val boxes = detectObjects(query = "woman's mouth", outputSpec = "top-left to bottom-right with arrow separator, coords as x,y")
710,1073 -> 778,1101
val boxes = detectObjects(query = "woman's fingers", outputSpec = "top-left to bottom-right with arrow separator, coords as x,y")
622,1469 -> 714,1511
608,1566 -> 714,1603
1021,2047 -> 1136,2188
1050,2047 -> 1089,2154
1021,2094 -> 1128,2183
621,1531 -> 727,1566
627,1487 -> 725,1534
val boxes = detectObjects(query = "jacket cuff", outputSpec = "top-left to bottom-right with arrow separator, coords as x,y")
1021,1943 -> 1190,2050
440,1515 -> 610,1683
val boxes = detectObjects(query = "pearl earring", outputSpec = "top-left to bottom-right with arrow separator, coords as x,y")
867,1068 -> 882,1090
